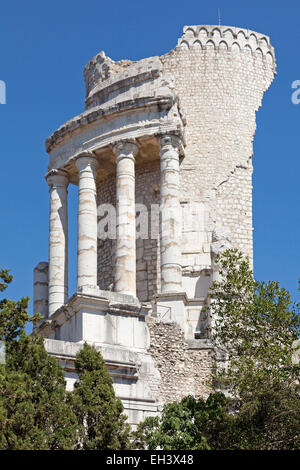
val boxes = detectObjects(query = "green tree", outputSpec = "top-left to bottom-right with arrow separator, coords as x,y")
72,343 -> 131,450
134,393 -> 227,450
207,249 -> 300,449
210,249 -> 300,394
0,268 -> 38,344
207,382 -> 300,450
135,250 -> 300,450
0,268 -> 78,449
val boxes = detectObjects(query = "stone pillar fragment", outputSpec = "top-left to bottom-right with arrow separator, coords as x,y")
113,141 -> 138,296
33,261 -> 49,320
75,152 -> 99,290
210,226 -> 232,283
46,170 -> 69,316
159,135 -> 182,293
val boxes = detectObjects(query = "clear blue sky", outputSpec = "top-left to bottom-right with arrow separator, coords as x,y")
1,0 -> 299,319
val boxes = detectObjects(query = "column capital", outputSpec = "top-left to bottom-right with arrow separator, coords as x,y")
45,169 -> 69,187
112,140 -> 139,159
159,134 -> 182,152
74,151 -> 99,172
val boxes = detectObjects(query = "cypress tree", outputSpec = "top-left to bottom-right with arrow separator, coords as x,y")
0,268 -> 78,449
73,343 -> 131,450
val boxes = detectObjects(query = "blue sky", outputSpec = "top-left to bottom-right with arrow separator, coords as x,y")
0,0 -> 300,319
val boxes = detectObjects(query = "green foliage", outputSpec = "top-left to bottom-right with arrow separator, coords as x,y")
0,267 -> 78,449
0,303 -> 78,448
208,384 -> 300,450
207,249 -> 300,449
72,343 -> 131,450
209,249 -> 300,395
0,269 -> 13,292
135,250 -> 300,450
2,335 -> 79,449
133,393 -> 227,450
2,252 -> 300,450
0,268 -> 40,343
0,353 -> 78,449
0,267 -> 132,450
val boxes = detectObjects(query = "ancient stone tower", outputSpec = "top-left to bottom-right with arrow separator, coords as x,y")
34,25 -> 275,425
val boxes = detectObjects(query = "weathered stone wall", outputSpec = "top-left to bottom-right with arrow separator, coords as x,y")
135,162 -> 161,301
215,163 -> 253,264
161,33 -> 275,269
97,174 -> 116,290
95,27 -> 275,303
147,319 -> 213,403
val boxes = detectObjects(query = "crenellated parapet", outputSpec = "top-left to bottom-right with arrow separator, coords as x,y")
177,24 -> 275,66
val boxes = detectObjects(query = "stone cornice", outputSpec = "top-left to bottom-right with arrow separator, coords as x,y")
45,95 -> 177,154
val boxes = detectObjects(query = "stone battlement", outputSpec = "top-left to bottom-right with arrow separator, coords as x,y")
177,24 -> 275,64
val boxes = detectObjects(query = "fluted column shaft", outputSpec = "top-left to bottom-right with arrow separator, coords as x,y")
75,153 -> 98,290
113,141 -> 138,296
46,170 -> 68,316
159,135 -> 182,293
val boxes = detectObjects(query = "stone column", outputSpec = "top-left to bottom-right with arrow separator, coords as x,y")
159,135 -> 182,293
33,261 -> 49,321
75,152 -> 99,290
113,141 -> 138,296
46,170 -> 69,316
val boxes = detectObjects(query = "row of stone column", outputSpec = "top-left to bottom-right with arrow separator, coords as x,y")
46,135 -> 183,317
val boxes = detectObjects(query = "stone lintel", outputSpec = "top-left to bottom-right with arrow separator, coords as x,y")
185,339 -> 214,350
57,357 -> 139,381
76,286 -> 144,309
45,338 -> 137,363
154,291 -> 188,304
121,397 -> 158,408
45,338 -> 138,378
187,297 -> 206,304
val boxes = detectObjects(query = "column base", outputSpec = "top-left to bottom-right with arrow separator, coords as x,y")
36,289 -> 149,349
